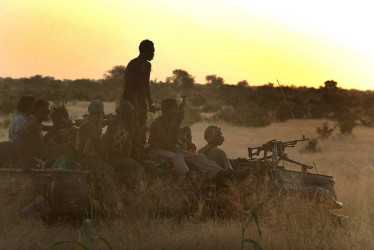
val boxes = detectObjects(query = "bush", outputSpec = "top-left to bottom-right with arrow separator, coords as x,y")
0,99 -> 15,115
309,104 -> 329,119
201,103 -> 220,113
338,120 -> 356,135
0,116 -> 11,129
337,113 -> 356,135
300,138 -> 322,153
275,102 -> 291,122
217,104 -> 270,127
183,106 -> 202,125
316,121 -> 335,139
359,108 -> 374,127
188,92 -> 206,107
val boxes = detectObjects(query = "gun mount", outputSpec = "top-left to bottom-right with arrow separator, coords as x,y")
229,136 -> 344,218
248,136 -> 313,173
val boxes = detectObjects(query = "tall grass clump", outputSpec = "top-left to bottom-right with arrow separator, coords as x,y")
316,121 -> 335,139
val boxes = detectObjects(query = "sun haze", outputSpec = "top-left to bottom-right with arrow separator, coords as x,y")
1,0 -> 373,90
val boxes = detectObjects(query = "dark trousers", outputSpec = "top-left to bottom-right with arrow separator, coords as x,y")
0,141 -> 36,169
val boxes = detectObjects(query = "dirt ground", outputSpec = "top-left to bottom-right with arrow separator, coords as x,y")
1,102 -> 374,249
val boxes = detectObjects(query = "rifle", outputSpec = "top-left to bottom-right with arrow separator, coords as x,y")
248,136 -> 313,173
178,95 -> 186,122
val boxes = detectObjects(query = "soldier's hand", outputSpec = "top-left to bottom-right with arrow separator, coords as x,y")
177,111 -> 184,124
149,103 -> 160,113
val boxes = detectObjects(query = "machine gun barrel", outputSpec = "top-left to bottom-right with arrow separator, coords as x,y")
248,136 -> 309,159
280,135 -> 309,147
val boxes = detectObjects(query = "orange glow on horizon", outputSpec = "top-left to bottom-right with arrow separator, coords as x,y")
1,0 -> 374,90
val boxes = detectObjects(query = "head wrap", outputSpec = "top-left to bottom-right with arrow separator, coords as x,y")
204,125 -> 222,144
87,100 -> 104,135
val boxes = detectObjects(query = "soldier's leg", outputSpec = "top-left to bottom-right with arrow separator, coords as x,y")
0,141 -> 18,167
84,157 -> 114,173
149,149 -> 189,183
137,98 -> 148,145
108,157 -> 143,175
0,141 -> 36,169
180,151 -> 223,180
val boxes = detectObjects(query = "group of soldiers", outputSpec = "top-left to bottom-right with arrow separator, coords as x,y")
0,39 -> 249,186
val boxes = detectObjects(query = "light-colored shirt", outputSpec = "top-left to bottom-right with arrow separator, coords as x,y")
8,112 -> 29,142
198,144 -> 233,170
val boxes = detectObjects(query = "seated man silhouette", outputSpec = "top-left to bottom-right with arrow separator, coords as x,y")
55,100 -> 141,178
198,125 -> 232,170
199,125 -> 251,182
11,99 -> 51,169
8,95 -> 36,142
148,98 -> 223,183
42,106 -> 78,167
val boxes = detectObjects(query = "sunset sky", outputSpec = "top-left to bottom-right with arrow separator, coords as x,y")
1,0 -> 374,90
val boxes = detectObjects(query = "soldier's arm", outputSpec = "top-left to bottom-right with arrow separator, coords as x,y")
220,149 -> 233,170
145,63 -> 154,106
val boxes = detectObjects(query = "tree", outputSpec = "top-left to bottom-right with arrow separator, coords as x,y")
206,75 -> 224,86
237,80 -> 248,87
324,80 -> 338,89
168,69 -> 195,89
103,65 -> 126,82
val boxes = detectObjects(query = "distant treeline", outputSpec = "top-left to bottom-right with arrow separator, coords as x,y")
1,66 -> 374,131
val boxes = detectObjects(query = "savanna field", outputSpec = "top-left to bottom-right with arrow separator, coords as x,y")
1,102 -> 374,249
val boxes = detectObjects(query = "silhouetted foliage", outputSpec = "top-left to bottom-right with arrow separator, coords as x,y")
316,121 -> 335,139
237,80 -> 249,87
167,69 -> 195,89
337,112 -> 357,135
0,71 -> 373,129
275,102 -> 291,122
216,104 -> 270,127
300,138 -> 322,153
324,80 -> 338,89
188,92 -> 206,106
206,74 -> 224,87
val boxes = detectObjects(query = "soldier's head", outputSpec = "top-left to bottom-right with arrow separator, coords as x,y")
161,98 -> 177,119
116,100 -> 134,125
139,39 -> 155,61
180,126 -> 192,141
88,100 -> 104,116
16,95 -> 36,115
204,125 -> 224,146
32,99 -> 50,123
50,106 -> 69,126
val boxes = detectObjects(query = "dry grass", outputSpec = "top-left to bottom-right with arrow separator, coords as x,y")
1,102 -> 374,249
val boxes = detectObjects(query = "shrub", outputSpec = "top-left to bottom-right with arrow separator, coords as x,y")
316,121 -> 335,139
0,99 -> 15,115
337,113 -> 356,135
309,104 -> 329,119
275,102 -> 291,122
189,92 -> 206,107
201,103 -> 220,113
359,108 -> 374,127
183,106 -> 202,125
0,117 -> 12,129
217,104 -> 270,127
300,138 -> 322,153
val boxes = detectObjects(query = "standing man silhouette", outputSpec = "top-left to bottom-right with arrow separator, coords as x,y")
122,39 -> 157,145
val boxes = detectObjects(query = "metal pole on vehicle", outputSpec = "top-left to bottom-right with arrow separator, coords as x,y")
272,141 -> 278,170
